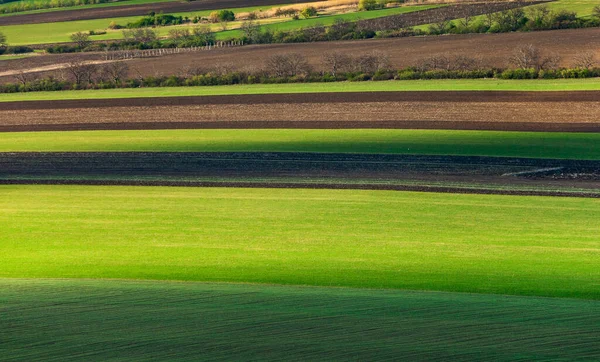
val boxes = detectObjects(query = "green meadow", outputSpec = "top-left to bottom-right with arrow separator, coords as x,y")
1,186 -> 599,299
0,129 -> 598,160
2,278 -> 600,360
2,79 -> 600,102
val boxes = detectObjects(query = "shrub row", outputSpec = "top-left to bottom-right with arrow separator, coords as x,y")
3,67 -> 600,94
0,45 -> 35,55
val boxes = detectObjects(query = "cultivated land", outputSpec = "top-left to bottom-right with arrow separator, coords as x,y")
3,27 -> 599,80
2,279 -> 600,360
1,186 -> 600,299
3,0 -> 600,358
2,91 -> 599,132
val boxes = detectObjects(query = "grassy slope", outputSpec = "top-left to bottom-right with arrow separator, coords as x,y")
0,4 -> 435,45
1,186 -> 599,299
1,129 -> 599,160
2,279 -> 600,361
0,0 -> 177,16
0,4 -> 279,45
2,79 -> 600,101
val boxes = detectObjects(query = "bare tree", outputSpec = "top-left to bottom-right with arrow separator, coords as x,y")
13,70 -> 38,86
100,62 -> 129,83
458,7 -> 477,29
64,61 -> 98,85
240,20 -> 262,44
593,5 -> 600,20
509,44 -> 560,71
354,52 -> 390,73
418,54 -> 451,71
322,52 -> 352,76
428,19 -> 451,35
70,31 -> 91,49
572,51 -> 597,69
266,53 -> 311,77
527,5 -> 551,29
122,28 -> 158,44
178,63 -> 207,77
452,55 -> 480,71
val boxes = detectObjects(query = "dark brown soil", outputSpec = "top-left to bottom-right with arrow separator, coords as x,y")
2,152 -> 599,197
0,0 -> 321,26
2,28 -> 599,81
2,91 -> 599,132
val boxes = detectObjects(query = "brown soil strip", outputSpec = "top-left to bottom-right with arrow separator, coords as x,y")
3,91 -> 600,109
2,178 -> 598,198
0,0 -> 322,26
2,93 -> 599,132
3,28 -> 599,81
2,121 -> 600,133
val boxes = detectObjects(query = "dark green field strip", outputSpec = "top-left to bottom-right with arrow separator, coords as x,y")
1,279 -> 600,361
1,129 -> 599,160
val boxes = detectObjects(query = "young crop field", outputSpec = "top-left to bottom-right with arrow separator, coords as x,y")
2,79 -> 600,102
2,279 -> 600,360
1,185 -> 599,299
0,129 -> 598,160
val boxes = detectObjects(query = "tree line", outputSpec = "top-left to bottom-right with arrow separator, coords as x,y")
3,45 -> 599,93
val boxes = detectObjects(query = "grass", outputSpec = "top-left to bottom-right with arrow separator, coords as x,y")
1,185 -> 600,299
0,0 -> 177,16
0,53 -> 33,60
2,278 -> 600,360
2,79 -> 600,102
0,4 -> 434,45
0,129 -> 599,160
0,4 -> 281,44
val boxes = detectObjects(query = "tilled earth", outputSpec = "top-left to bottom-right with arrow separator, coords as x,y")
2,152 -> 599,197
2,92 -> 599,132
2,28 -> 599,81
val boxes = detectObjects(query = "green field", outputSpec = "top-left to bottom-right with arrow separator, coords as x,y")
1,185 -> 599,299
0,3 -> 282,45
1,129 -> 599,160
0,4 -> 435,45
2,79 -> 600,101
0,0 -> 177,16
2,278 -> 600,360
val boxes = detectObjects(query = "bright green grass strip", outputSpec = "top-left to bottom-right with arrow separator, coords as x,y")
2,279 -> 600,360
0,129 -> 598,160
0,54 -> 33,60
1,186 -> 600,299
1,79 -> 600,102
